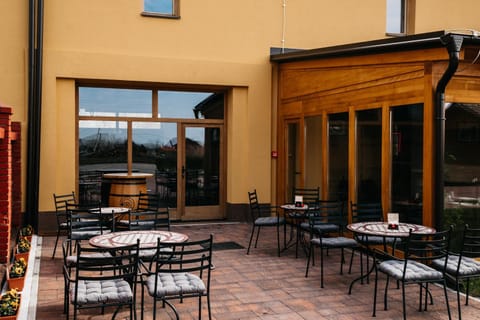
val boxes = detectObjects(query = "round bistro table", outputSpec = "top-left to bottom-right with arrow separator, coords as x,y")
89,230 -> 189,249
347,221 -> 435,238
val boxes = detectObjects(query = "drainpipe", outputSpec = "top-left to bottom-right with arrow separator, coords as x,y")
26,0 -> 44,230
434,34 -> 463,230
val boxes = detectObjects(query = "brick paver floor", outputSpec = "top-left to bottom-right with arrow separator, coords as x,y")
36,222 -> 480,319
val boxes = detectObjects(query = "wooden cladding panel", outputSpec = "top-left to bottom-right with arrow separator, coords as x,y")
445,76 -> 480,103
279,76 -> 425,116
280,64 -> 425,102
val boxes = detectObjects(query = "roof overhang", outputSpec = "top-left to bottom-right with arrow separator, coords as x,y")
270,30 -> 480,63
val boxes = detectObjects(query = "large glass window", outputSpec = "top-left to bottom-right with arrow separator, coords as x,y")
79,120 -> 128,205
390,104 -> 423,224
386,0 -> 406,34
78,86 -> 224,210
328,113 -> 349,201
444,103 -> 480,238
356,109 -> 382,203
286,122 -> 300,202
305,116 -> 322,191
158,91 -> 223,119
79,87 -> 152,118
132,122 -> 177,207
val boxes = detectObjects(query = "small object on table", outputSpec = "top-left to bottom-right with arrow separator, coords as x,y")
387,213 -> 399,230
294,195 -> 304,208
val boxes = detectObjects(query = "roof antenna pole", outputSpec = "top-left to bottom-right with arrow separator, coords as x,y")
281,0 -> 286,53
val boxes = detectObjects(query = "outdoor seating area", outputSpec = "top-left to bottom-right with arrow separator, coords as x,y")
32,222 -> 480,319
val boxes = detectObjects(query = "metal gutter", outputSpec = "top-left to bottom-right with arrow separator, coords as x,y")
270,30 -> 480,63
26,0 -> 44,229
434,34 -> 463,230
270,31 -> 448,62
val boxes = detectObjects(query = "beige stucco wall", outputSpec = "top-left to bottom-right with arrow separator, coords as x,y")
415,0 -> 480,33
2,0 -> 480,215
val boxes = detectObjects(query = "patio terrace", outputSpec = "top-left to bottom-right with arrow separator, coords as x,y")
31,222 -> 480,319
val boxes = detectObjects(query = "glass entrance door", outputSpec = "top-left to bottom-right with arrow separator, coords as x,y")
180,125 -> 223,220
286,121 -> 301,202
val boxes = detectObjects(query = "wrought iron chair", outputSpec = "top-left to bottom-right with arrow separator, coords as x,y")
117,192 -> 169,231
66,202 -> 112,256
304,200 -> 358,288
432,224 -> 480,320
141,235 -> 214,320
52,192 -> 76,259
131,192 -> 170,231
348,202 -> 399,282
288,187 -> 320,257
64,240 -> 140,319
61,238 -> 113,314
373,228 -> 452,320
247,189 -> 286,257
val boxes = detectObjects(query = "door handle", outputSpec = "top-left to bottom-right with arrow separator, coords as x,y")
182,166 -> 185,178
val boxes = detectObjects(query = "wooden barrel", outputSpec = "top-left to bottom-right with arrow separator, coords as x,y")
103,173 -> 153,210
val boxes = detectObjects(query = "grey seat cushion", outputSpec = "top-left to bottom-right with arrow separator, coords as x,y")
71,227 -> 111,240
65,251 -> 112,267
432,255 -> 480,277
379,259 -> 443,281
311,237 -> 357,248
255,216 -> 284,226
72,279 -> 133,305
301,222 -> 339,234
145,273 -> 206,297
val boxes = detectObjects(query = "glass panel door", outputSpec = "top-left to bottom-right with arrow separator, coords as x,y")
356,109 -> 382,202
181,125 -> 222,219
444,103 -> 480,238
390,104 -> 423,224
286,121 -> 301,202
328,113 -> 349,201
305,116 -> 323,191
132,122 -> 178,209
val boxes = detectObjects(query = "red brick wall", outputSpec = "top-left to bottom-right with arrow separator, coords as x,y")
11,122 -> 21,228
0,106 -> 13,263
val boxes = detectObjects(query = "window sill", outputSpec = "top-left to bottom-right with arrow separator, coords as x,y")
141,11 -> 180,19
385,32 -> 407,37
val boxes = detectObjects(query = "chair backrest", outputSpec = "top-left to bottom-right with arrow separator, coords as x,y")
308,200 -> 346,233
248,189 -> 261,221
132,192 -> 170,230
53,192 -> 76,214
248,189 -> 278,221
67,202 -> 111,240
460,224 -> 480,259
293,187 -> 320,205
151,235 -> 213,288
137,192 -> 161,211
128,208 -> 170,231
403,228 -> 451,267
351,202 -> 383,223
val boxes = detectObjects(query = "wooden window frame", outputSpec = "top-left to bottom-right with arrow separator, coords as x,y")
141,0 -> 180,19
386,0 -> 415,36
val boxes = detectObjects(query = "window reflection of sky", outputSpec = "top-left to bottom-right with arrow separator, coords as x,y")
386,0 -> 403,34
79,88 -> 211,144
144,0 -> 173,14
